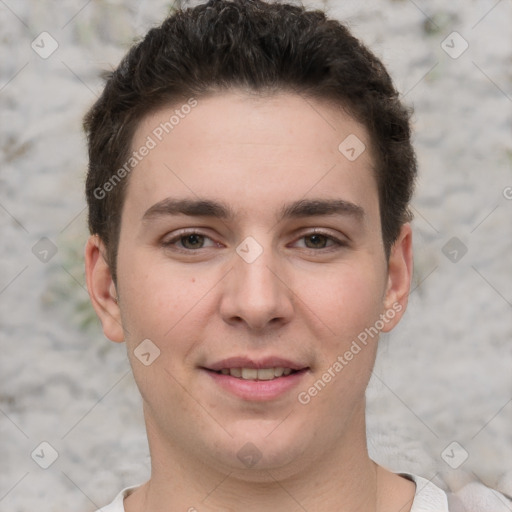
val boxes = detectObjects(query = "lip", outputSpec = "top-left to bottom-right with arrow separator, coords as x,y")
205,356 -> 307,372
204,368 -> 308,401
201,356 -> 310,402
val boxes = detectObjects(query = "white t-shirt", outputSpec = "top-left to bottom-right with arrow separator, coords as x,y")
95,472 -> 511,512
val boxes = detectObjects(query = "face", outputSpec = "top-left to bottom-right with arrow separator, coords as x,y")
86,90 -> 412,479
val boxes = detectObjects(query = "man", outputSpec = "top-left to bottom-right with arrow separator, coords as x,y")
83,1 -> 509,510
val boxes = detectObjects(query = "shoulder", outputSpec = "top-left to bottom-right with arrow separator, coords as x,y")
93,485 -> 140,512
401,473 -> 449,511
401,473 -> 512,512
446,480 -> 512,512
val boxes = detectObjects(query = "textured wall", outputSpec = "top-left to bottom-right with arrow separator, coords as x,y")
1,1 -> 511,510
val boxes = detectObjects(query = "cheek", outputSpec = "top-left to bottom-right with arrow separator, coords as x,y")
116,249 -> 189,338
296,271 -> 385,417
116,254 -> 206,407
299,263 -> 387,392
304,263 -> 387,339
116,248 -> 221,370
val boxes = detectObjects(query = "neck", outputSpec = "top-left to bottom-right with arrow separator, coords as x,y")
126,402 -> 386,512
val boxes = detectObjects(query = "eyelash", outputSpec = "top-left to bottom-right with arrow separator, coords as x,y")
161,229 -> 348,253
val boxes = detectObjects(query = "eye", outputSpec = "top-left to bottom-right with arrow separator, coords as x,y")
162,231 -> 219,250
293,231 -> 347,251
303,233 -> 331,249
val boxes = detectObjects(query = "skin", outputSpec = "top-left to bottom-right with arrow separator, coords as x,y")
85,90 -> 415,511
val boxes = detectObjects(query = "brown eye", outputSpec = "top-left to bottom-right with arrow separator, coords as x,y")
180,234 -> 206,249
161,230 -> 220,252
304,234 -> 329,249
291,230 -> 347,252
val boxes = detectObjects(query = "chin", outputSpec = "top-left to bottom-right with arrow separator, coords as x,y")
210,422 -> 313,478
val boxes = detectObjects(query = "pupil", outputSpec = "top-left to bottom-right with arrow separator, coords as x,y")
183,234 -> 203,249
306,234 -> 326,249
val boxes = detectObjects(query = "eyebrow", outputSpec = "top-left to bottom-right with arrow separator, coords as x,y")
141,197 -> 364,223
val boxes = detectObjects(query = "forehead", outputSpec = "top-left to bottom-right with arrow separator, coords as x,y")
124,91 -> 379,224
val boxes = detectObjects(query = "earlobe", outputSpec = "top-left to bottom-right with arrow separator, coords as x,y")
381,223 -> 413,332
84,235 -> 124,343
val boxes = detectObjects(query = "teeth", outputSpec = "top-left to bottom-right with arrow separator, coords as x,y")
241,368 -> 258,380
218,367 -> 296,380
274,367 -> 284,377
256,368 -> 275,381
230,368 -> 242,378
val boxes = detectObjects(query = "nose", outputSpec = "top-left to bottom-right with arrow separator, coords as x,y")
219,241 -> 294,332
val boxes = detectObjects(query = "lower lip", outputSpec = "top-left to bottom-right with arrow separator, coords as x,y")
204,369 -> 308,401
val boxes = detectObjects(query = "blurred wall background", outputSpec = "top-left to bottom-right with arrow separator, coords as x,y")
1,0 -> 511,510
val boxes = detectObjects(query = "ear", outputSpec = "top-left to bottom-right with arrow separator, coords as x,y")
84,235 -> 124,343
381,223 -> 413,332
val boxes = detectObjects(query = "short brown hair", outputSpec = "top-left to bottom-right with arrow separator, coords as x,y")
84,0 -> 417,282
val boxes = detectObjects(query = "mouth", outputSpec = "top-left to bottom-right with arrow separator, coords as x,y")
201,357 -> 310,401
210,367 -> 302,380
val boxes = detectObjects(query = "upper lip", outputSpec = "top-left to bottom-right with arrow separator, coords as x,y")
204,356 -> 308,372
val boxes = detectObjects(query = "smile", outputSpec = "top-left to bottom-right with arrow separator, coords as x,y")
204,366 -> 309,401
215,367 -> 296,380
